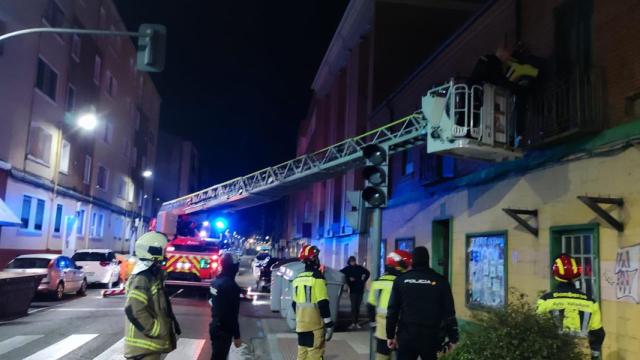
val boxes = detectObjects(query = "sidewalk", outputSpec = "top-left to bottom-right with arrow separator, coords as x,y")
258,291 -> 371,360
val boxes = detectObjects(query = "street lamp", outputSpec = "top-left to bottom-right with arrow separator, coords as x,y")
77,113 -> 98,131
142,169 -> 153,178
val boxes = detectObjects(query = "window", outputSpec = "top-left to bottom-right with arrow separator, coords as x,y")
102,121 -> 113,144
93,55 -> 102,84
65,85 -> 75,112
380,239 -> 387,277
43,0 -> 64,28
137,189 -> 143,207
466,232 -> 507,308
401,151 -> 414,176
28,125 -> 53,164
134,109 -> 141,130
106,71 -> 117,97
117,177 -> 127,199
83,155 -> 92,184
97,165 -> 109,190
90,211 -> 104,238
128,183 -> 135,202
550,225 -> 599,300
395,237 -> 415,251
59,140 -> 70,174
36,57 -> 58,100
71,34 -> 81,61
53,204 -> 63,233
76,209 -> 85,234
19,195 -> 46,231
20,196 -> 32,228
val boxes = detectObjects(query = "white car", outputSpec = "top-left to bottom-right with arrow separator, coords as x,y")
72,249 -> 120,288
4,254 -> 87,300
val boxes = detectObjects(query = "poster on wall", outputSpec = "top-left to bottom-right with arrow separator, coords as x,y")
467,233 -> 506,308
602,243 -> 640,303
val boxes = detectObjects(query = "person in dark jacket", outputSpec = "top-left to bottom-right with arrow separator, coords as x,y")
340,256 -> 370,329
209,254 -> 242,360
386,247 -> 458,360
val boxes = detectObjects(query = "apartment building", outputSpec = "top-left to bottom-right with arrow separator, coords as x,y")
288,0 -> 640,357
0,0 -> 160,266
153,130 -> 200,214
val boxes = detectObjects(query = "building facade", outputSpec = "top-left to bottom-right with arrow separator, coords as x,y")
288,0 -> 640,357
153,130 -> 199,214
0,0 -> 160,267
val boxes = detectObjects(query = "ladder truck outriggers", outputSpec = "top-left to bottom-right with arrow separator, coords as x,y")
154,78 -> 521,287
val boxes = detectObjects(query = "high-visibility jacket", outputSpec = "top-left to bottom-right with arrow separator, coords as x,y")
367,274 -> 396,339
124,269 -> 177,357
292,270 -> 331,332
536,283 -> 605,352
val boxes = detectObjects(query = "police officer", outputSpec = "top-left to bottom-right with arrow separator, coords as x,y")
386,246 -> 458,360
124,232 -> 181,360
292,245 -> 334,360
367,250 -> 412,360
209,253 -> 242,360
537,254 -> 605,360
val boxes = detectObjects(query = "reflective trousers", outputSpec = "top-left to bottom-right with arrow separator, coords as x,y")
375,337 -> 392,360
297,328 -> 325,360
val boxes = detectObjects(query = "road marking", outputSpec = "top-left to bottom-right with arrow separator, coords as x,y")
0,335 -> 44,356
165,338 -> 205,360
27,307 -> 50,314
23,334 -> 98,360
54,307 -> 123,311
93,338 -> 125,360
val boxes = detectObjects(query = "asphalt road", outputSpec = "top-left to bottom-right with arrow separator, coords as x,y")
0,256 -> 280,359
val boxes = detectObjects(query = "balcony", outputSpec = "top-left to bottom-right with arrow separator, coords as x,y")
521,68 -> 603,147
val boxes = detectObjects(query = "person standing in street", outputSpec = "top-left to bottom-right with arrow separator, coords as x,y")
367,250 -> 412,360
209,253 -> 243,360
292,245 -> 334,360
386,246 -> 458,360
124,232 -> 181,360
536,254 -> 605,360
340,255 -> 370,329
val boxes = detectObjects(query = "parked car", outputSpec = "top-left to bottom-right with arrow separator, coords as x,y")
4,254 -> 87,300
72,249 -> 121,288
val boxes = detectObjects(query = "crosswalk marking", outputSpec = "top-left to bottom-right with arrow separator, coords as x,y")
165,338 -> 206,360
93,338 -> 125,360
23,334 -> 99,360
0,335 -> 44,356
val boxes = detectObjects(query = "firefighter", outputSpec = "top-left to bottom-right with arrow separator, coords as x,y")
124,232 -> 181,360
367,250 -> 413,360
537,254 -> 605,360
386,246 -> 458,360
292,245 -> 334,360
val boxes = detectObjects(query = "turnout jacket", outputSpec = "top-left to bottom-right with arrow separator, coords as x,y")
367,274 -> 396,339
386,266 -> 458,343
209,267 -> 241,339
537,282 -> 605,352
124,268 -> 177,357
292,268 -> 331,332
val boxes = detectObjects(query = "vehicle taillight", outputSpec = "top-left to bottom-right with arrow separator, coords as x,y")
99,261 -> 110,267
212,255 -> 219,261
211,262 -> 219,269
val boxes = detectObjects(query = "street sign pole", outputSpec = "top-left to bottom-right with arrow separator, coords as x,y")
367,207 -> 382,360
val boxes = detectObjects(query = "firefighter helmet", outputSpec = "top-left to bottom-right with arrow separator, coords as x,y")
299,244 -> 320,263
552,253 -> 581,282
135,231 -> 169,261
386,250 -> 413,272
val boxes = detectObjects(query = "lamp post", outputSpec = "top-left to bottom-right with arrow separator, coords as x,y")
46,112 -> 97,253
130,169 -> 153,255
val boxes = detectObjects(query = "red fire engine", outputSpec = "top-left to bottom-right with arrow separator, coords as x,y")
164,236 -> 222,287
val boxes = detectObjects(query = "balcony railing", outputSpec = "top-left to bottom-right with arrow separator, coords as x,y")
522,68 -> 603,146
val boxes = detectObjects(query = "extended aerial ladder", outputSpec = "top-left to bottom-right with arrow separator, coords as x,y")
157,78 -> 521,228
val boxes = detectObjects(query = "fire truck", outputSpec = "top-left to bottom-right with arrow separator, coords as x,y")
163,228 -> 222,287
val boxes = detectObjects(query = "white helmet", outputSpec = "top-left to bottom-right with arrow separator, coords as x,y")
135,232 -> 168,261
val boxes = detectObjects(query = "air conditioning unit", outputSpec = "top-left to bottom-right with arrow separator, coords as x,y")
423,79 -> 522,161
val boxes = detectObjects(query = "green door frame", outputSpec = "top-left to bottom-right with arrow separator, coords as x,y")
431,217 -> 453,280
549,223 -> 600,301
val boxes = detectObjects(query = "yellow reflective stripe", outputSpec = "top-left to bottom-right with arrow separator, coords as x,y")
125,337 -> 168,351
555,259 -> 565,275
128,291 -> 148,305
150,320 -> 160,337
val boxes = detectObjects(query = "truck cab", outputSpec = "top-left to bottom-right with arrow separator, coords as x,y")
164,236 -> 221,287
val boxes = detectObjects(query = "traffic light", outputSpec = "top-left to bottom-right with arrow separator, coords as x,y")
137,24 -> 167,72
361,144 -> 388,207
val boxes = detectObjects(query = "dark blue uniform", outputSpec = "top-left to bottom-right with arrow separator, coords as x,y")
209,261 -> 241,360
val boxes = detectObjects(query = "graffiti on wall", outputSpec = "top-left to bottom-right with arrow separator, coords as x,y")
614,244 -> 640,302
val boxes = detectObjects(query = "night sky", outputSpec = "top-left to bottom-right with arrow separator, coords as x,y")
115,1 -> 348,187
